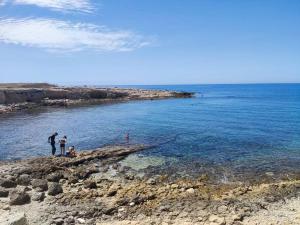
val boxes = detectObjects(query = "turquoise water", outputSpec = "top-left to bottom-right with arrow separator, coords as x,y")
1,84 -> 300,180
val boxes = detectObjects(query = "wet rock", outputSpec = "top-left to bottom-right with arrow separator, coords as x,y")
16,174 -> 31,186
32,179 -> 48,192
9,189 -> 31,205
32,192 -> 45,202
0,187 -> 9,197
84,180 -> 97,189
48,182 -> 63,196
0,178 -> 17,188
7,212 -> 28,225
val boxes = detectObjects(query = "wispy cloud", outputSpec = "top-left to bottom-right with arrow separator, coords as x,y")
0,0 -> 8,6
5,0 -> 95,13
0,18 -> 151,52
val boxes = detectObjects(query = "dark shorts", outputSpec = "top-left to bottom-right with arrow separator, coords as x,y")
60,144 -> 65,148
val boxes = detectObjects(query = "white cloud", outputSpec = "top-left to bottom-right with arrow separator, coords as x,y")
0,18 -> 151,52
13,0 -> 95,13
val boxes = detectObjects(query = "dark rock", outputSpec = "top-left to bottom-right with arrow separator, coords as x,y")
9,189 -> 31,205
32,179 -> 48,192
0,178 -> 17,188
0,188 -> 9,197
16,174 -> 31,186
48,182 -> 63,196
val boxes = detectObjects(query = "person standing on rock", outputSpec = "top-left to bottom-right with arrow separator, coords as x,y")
48,132 -> 58,156
59,135 -> 67,156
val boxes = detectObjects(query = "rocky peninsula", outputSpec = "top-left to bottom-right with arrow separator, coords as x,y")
0,83 -> 193,114
0,145 -> 300,225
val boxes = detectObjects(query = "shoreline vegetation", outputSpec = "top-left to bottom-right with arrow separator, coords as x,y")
0,145 -> 300,225
0,83 -> 193,114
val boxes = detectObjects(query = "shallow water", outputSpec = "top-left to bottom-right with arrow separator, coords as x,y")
1,84 -> 300,181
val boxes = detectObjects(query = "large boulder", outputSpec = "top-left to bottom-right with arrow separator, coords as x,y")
31,179 -> 48,192
9,190 -> 31,205
48,182 -> 63,196
0,179 -> 17,188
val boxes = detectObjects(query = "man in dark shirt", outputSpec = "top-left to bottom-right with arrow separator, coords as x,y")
48,132 -> 58,155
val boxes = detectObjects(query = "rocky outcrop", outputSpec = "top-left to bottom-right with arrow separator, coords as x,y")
0,83 -> 194,114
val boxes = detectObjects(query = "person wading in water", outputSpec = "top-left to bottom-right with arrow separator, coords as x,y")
48,132 -> 58,156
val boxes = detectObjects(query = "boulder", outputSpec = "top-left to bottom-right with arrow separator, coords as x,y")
9,190 -> 31,205
31,179 -> 48,192
16,174 -> 31,186
48,182 -> 63,196
0,179 -> 17,188
0,188 -> 9,197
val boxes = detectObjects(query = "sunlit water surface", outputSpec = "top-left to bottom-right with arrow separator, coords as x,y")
1,84 -> 300,181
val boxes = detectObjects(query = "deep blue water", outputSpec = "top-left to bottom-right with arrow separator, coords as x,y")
1,84 -> 300,180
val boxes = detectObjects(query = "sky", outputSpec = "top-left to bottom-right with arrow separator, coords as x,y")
0,0 -> 299,85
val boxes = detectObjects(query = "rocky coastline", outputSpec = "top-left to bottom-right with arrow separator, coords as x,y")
0,145 -> 300,225
0,83 -> 193,114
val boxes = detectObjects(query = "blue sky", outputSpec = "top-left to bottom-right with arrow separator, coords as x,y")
0,0 -> 299,85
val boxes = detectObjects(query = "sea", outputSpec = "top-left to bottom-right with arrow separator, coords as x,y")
1,84 -> 300,182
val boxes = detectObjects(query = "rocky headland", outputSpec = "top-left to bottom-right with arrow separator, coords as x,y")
0,145 -> 300,225
0,83 -> 193,114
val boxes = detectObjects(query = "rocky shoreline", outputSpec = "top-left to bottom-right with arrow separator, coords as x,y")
0,84 -> 193,114
0,145 -> 300,225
